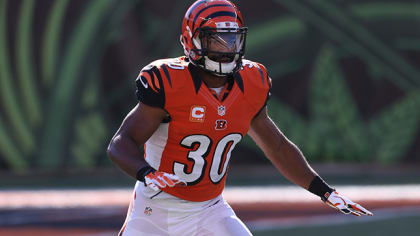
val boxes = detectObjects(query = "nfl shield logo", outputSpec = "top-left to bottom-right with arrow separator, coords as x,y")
218,105 -> 226,116
144,207 -> 152,216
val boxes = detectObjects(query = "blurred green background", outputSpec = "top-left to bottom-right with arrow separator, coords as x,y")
1,1 -> 420,235
1,0 -> 419,174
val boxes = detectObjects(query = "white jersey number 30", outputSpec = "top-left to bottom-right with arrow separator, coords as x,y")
174,133 -> 242,185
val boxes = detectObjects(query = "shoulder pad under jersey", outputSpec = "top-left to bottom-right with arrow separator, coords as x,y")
240,59 -> 272,89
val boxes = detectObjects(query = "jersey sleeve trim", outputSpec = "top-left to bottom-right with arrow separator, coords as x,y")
253,89 -> 270,119
142,71 -> 158,93
161,64 -> 173,88
256,66 -> 265,86
151,66 -> 164,90
136,65 -> 165,109
253,63 -> 272,119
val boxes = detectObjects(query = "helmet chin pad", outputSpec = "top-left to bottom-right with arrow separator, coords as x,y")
203,56 -> 237,76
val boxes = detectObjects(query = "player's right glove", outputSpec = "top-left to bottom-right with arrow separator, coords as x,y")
136,165 -> 186,191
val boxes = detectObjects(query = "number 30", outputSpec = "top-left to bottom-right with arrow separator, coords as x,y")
173,133 -> 242,185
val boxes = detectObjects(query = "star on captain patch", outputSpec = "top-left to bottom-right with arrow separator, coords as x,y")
218,105 -> 226,116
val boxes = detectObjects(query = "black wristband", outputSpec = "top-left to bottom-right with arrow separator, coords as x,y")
308,176 -> 334,202
135,165 -> 155,182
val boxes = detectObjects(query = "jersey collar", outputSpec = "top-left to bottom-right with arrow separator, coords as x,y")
188,63 -> 244,94
188,63 -> 203,94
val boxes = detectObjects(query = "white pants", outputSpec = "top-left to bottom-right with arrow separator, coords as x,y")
120,182 -> 252,236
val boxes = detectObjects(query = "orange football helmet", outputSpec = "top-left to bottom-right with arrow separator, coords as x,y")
180,0 -> 247,76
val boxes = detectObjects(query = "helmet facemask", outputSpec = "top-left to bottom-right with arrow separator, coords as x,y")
192,25 -> 247,76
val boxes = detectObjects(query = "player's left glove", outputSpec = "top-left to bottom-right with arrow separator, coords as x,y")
136,165 -> 186,191
308,176 -> 373,217
325,191 -> 373,216
144,171 -> 186,191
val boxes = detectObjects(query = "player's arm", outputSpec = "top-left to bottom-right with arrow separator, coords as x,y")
107,102 -> 185,190
107,102 -> 166,179
249,107 -> 372,216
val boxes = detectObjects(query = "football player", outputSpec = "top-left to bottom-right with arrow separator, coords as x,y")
107,0 -> 373,235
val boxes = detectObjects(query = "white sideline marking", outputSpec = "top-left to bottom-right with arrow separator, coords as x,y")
224,184 -> 420,203
0,185 -> 419,208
